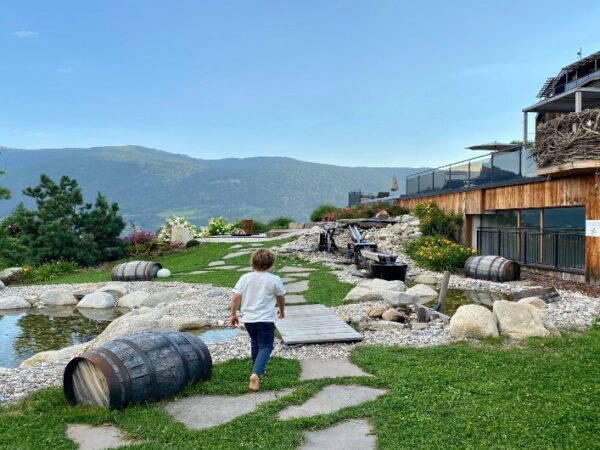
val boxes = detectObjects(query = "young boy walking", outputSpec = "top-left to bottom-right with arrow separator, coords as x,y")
231,249 -> 285,392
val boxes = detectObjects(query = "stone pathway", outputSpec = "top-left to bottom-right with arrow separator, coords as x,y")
213,265 -> 240,270
278,385 -> 387,420
165,389 -> 293,430
285,295 -> 307,304
230,244 -> 244,249
184,270 -> 209,275
300,419 -> 376,450
279,266 -> 316,273
237,267 -> 252,272
299,359 -> 370,380
66,424 -> 132,450
281,276 -> 299,283
208,261 -> 226,267
285,280 -> 309,293
284,272 -> 312,278
223,250 -> 254,259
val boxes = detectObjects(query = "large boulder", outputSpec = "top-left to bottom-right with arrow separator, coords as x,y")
141,290 -> 180,308
358,278 -> 406,292
0,280 -> 4,290
39,289 -> 78,306
118,291 -> 150,308
0,267 -> 23,282
77,292 -> 116,309
413,274 -> 438,285
384,292 -> 421,308
171,225 -> 193,247
344,286 -> 409,305
367,307 -> 386,319
405,284 -> 438,303
493,300 -> 551,339
98,284 -> 128,298
382,308 -> 402,322
363,320 -> 406,332
450,305 -> 499,340
0,295 -> 31,309
517,297 -> 547,309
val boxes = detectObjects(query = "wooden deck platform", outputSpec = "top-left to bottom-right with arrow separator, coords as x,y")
275,304 -> 363,345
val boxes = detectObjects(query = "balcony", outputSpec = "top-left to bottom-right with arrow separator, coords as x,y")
405,145 -> 538,197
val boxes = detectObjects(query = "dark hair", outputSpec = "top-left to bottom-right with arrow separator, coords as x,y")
251,249 -> 276,271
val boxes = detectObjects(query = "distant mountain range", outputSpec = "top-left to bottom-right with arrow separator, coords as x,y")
0,145 -> 427,231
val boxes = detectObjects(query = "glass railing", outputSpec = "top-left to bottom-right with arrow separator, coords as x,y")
405,145 -> 537,196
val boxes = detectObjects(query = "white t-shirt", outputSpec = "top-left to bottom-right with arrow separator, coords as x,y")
233,271 -> 286,323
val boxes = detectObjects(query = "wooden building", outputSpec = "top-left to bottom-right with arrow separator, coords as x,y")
389,51 -> 600,284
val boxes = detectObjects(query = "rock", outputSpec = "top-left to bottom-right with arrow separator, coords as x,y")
358,278 -> 406,292
77,292 -> 116,309
0,280 -> 4,290
72,289 -> 93,301
171,225 -> 193,247
375,210 -> 390,219
493,300 -> 551,339
142,290 -> 180,307
118,291 -> 149,308
517,297 -> 547,309
367,307 -> 386,319
0,267 -> 23,281
0,295 -> 31,309
39,289 -> 78,306
450,305 -> 499,340
21,342 -> 88,366
411,322 -> 429,331
363,321 -> 406,332
405,284 -> 438,303
381,308 -> 402,322
98,284 -> 128,298
207,289 -> 225,298
181,289 -> 200,300
156,268 -> 172,278
384,292 -> 421,308
24,294 -> 39,305
344,286 -> 409,304
414,274 -> 438,285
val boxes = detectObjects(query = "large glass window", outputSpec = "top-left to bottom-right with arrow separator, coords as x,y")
492,151 -> 520,182
543,207 -> 585,229
406,176 -> 419,195
419,172 -> 433,194
520,209 -> 541,229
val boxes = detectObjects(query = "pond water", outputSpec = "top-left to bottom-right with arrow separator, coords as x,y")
433,289 -> 509,316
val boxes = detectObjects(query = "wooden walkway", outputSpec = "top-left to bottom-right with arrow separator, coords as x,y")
275,304 -> 363,345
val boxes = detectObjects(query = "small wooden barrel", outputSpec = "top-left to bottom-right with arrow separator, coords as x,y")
464,255 -> 520,282
111,261 -> 162,281
64,332 -> 212,409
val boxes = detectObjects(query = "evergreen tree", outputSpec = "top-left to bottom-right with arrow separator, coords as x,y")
0,168 -> 10,200
11,175 -> 125,266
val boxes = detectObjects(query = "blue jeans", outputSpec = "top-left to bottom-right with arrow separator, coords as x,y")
245,322 -> 275,377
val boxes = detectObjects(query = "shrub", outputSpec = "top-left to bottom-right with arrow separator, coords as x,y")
412,202 -> 462,238
310,204 -> 338,222
185,239 -> 200,248
251,220 -> 269,234
267,216 -> 293,229
13,261 -> 80,284
202,216 -> 238,236
123,230 -> 158,256
404,236 -> 475,272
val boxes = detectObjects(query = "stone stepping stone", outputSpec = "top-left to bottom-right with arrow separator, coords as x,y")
208,261 -> 226,267
300,419 -> 376,450
230,244 -> 244,249
281,276 -> 298,283
284,280 -> 309,293
300,359 -> 370,380
66,424 -> 132,450
249,243 -> 263,247
284,272 -> 311,278
278,385 -> 387,420
165,389 -> 293,430
213,265 -> 240,270
279,266 -> 316,273
183,270 -> 210,275
237,267 -> 253,272
223,250 -> 254,259
286,295 -> 307,304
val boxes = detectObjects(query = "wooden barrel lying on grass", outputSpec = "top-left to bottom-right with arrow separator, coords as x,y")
64,332 -> 212,409
464,255 -> 520,282
111,261 -> 162,281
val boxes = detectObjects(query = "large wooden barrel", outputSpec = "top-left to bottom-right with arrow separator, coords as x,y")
63,332 -> 212,409
464,255 -> 520,282
111,261 -> 162,281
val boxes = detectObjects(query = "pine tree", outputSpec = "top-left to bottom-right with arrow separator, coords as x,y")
0,169 -> 10,200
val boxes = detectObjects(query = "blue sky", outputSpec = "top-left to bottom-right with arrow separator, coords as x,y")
1,1 -> 599,167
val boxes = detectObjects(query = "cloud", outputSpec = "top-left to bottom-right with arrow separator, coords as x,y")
13,30 -> 38,38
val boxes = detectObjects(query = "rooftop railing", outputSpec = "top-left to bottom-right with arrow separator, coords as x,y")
405,145 -> 538,196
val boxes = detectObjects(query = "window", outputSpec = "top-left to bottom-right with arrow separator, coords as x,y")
520,209 -> 541,229
543,207 -> 585,230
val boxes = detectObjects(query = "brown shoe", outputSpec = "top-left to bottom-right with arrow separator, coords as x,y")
248,374 -> 260,392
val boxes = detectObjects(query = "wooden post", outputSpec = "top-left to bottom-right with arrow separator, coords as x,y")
437,271 -> 451,310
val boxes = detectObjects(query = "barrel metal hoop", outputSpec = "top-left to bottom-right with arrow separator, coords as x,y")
84,352 -> 123,409
487,256 -> 501,281
95,347 -> 134,407
116,338 -> 159,401
163,334 -> 192,382
181,333 -> 212,380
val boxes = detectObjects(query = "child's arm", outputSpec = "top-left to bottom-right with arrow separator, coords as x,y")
231,293 -> 242,327
276,295 -> 285,319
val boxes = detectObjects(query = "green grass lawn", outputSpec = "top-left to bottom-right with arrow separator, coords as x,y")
1,325 -> 600,449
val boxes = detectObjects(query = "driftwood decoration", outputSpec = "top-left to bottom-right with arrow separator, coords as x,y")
532,109 -> 600,168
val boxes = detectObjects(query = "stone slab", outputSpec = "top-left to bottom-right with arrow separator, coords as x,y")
281,276 -> 298,283
279,266 -> 316,273
165,389 -> 293,430
285,295 -> 307,304
229,244 -> 243,249
208,261 -> 226,267
300,359 -> 369,380
185,270 -> 209,275
284,280 -> 309,293
300,419 -> 376,450
213,265 -> 240,270
237,267 -> 253,272
66,424 -> 131,450
278,385 -> 387,420
285,272 -> 312,279
223,250 -> 254,259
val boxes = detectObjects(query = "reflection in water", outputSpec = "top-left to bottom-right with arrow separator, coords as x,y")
0,307 -> 122,368
190,327 -> 241,344
425,289 -> 509,316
